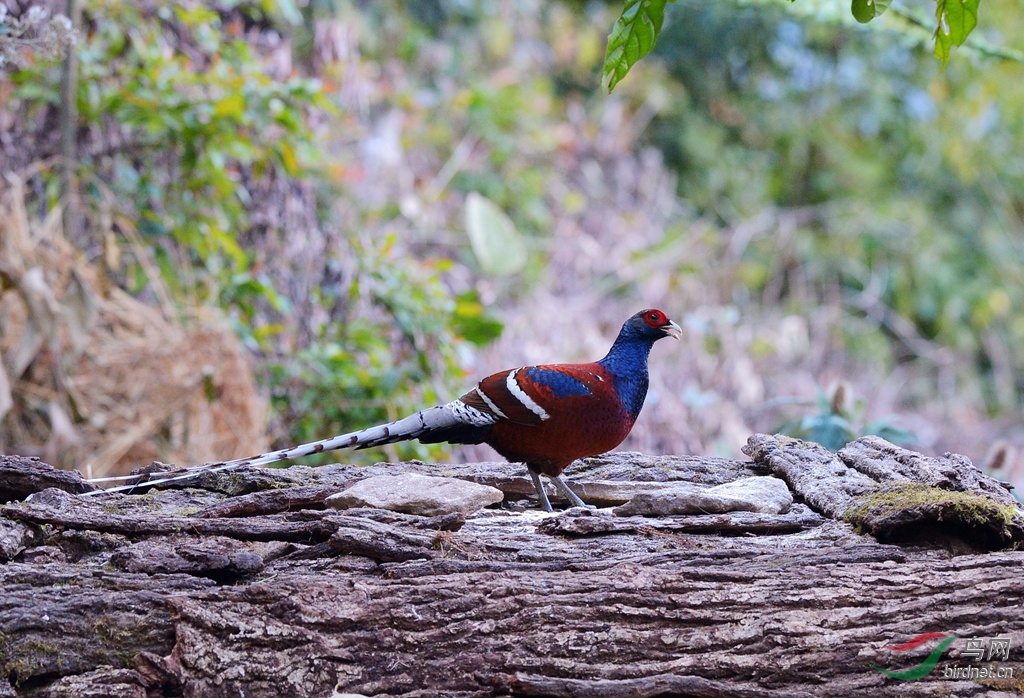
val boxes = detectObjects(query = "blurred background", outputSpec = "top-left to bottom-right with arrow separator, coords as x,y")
1,0 -> 1023,495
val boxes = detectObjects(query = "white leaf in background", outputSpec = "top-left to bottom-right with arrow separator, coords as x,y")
10,267 -> 61,376
464,192 -> 527,277
63,269 -> 100,354
43,400 -> 82,467
0,360 -> 12,422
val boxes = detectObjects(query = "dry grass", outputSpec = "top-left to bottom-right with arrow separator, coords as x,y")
0,173 -> 266,478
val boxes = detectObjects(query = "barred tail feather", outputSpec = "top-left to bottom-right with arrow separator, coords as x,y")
83,406 -> 464,496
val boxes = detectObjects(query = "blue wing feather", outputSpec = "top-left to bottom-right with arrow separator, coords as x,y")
522,367 -> 592,398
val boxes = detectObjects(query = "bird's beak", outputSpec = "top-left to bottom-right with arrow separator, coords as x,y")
661,320 -> 683,340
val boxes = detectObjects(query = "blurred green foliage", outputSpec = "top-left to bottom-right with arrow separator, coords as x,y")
12,1 -> 325,302
643,0 -> 1024,413
268,235 -> 473,463
6,0 -> 1024,469
7,0 -> 502,464
774,384 -> 916,451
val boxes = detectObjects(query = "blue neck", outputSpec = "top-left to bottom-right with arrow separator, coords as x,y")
598,333 -> 655,420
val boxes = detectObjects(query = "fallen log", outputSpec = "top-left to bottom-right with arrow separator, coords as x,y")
1,436 -> 1022,697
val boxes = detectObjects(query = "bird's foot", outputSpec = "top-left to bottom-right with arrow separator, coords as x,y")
530,471 -> 554,512
550,474 -> 591,509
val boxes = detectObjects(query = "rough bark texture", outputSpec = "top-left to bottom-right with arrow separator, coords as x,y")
2,436 -> 1023,698
0,456 -> 98,502
743,434 -> 1024,549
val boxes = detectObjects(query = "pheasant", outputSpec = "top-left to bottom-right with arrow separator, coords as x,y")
86,308 -> 682,510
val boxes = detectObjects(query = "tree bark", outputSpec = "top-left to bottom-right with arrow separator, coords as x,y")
1,436 -> 1022,697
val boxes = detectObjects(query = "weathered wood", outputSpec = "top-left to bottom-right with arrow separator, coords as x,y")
535,503 -> 826,536
741,435 -> 878,518
510,673 -> 809,698
743,433 -> 1024,550
0,564 -> 211,688
0,518 -> 34,561
0,455 -> 97,500
840,436 -> 1018,505
108,536 -> 271,580
42,668 -> 147,698
3,493 -> 342,543
1,438 -> 1023,698
153,541 -> 1022,698
193,484 -> 341,518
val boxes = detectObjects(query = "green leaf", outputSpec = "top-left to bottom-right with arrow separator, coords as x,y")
851,0 -> 892,24
602,0 -> 672,93
934,28 -> 952,65
808,414 -> 854,451
464,192 -> 528,277
933,0 -> 980,66
213,93 -> 245,119
278,141 -> 299,176
452,291 -> 504,346
864,418 -> 917,446
946,0 -> 980,45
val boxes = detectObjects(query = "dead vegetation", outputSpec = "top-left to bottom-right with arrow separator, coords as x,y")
0,171 -> 266,479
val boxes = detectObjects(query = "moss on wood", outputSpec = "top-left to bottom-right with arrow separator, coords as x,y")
844,482 -> 1024,549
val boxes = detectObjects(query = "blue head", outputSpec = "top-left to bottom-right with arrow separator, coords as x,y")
598,309 -> 681,419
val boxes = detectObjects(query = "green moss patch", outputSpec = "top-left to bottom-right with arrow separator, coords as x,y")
844,482 -> 1024,551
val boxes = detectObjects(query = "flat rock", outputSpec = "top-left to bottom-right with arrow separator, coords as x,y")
707,475 -> 793,514
325,474 -> 505,516
613,476 -> 792,517
568,480 -> 705,507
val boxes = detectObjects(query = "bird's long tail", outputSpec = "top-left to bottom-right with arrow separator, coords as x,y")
82,405 -> 465,496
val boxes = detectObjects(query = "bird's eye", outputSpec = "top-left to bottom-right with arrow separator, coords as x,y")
648,312 -> 659,322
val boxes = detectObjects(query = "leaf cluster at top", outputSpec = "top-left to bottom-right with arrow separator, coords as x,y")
603,0 -> 999,92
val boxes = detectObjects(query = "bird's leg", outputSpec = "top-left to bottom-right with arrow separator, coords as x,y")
529,470 -> 553,512
550,474 -> 594,509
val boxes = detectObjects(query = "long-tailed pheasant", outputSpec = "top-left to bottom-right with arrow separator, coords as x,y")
87,308 -> 682,510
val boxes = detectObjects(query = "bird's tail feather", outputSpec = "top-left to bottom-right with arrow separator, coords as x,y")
82,406 -> 461,495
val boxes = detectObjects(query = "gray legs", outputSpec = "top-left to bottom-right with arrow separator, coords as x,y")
529,471 -> 553,512
529,470 -> 592,511
551,474 -> 589,508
